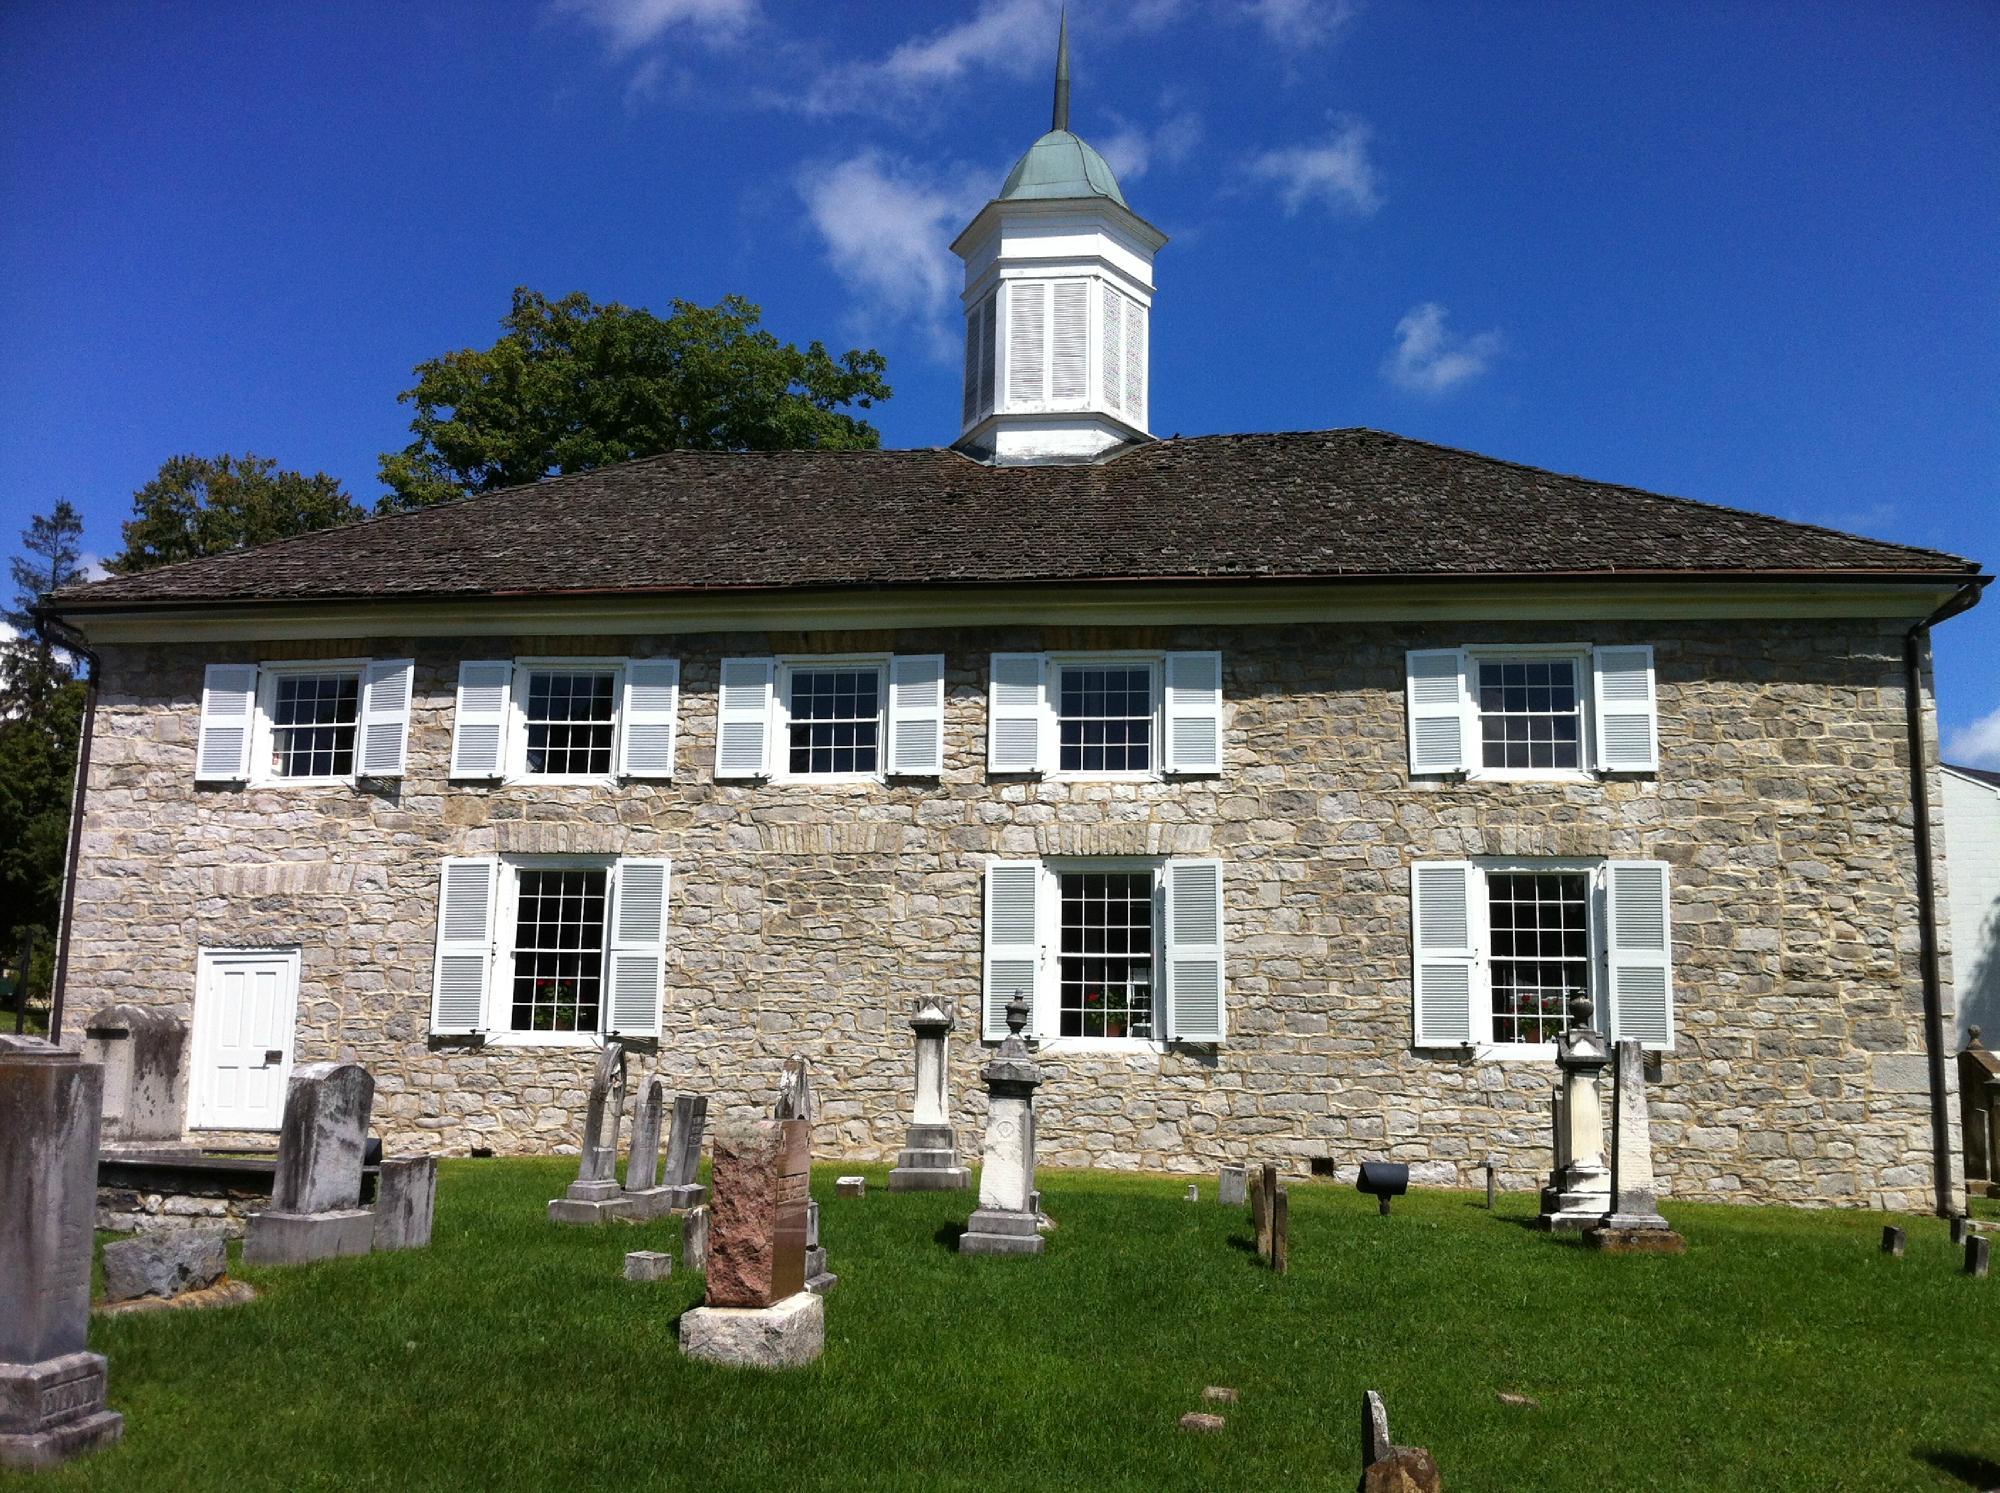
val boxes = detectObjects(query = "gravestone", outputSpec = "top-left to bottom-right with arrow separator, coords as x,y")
1358,1390 -> 1442,1493
1881,1225 -> 1906,1257
1219,1162 -> 1247,1207
1253,1163 -> 1277,1262
624,1250 -> 672,1282
79,1005 -> 187,1145
243,1062 -> 376,1265
888,998 -> 971,1191
677,1116 -> 822,1369
0,1035 -> 124,1469
661,1093 -> 710,1210
548,1043 -> 631,1224
774,1053 -> 814,1122
101,1229 -> 226,1302
805,1198 -> 838,1294
683,1203 -> 709,1272
1958,1029 -> 2000,1199
621,1077 -> 673,1221
960,994 -> 1046,1256
1585,1039 -> 1687,1254
1537,996 -> 1613,1232
372,1156 -> 438,1252
1968,1236 -> 1992,1280
1272,1186 -> 1290,1274
1484,1159 -> 1498,1210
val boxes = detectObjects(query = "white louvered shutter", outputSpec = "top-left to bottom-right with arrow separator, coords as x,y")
619,658 -> 680,778
977,295 -> 998,416
430,857 -> 497,1035
1007,281 -> 1046,408
450,661 -> 512,779
1051,280 -> 1088,404
983,861 -> 1042,1040
888,654 -> 946,776
1163,651 -> 1224,775
196,664 -> 257,782
1411,862 -> 1477,1047
1593,645 -> 1659,773
987,653 -> 1047,774
715,657 -> 774,779
608,857 -> 670,1038
358,658 -> 414,778
1163,859 -> 1225,1042
1406,649 -> 1470,775
1124,299 -> 1147,424
1101,286 -> 1125,410
1604,860 -> 1673,1049
962,306 -> 981,426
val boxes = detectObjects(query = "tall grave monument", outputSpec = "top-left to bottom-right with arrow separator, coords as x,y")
0,1035 -> 124,1469
960,994 -> 1045,1256
548,1042 -> 630,1224
1536,996 -> 1613,1232
889,998 -> 970,1191
1585,1039 -> 1687,1254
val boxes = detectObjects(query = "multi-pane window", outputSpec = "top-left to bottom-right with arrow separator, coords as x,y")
1487,871 -> 1590,1044
269,673 -> 360,779
508,868 -> 608,1034
786,666 -> 882,776
1058,871 -> 1155,1039
1057,665 -> 1154,773
524,671 -> 616,776
1475,657 -> 1583,771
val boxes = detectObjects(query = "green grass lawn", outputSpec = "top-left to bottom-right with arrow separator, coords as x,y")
19,1161 -> 2000,1492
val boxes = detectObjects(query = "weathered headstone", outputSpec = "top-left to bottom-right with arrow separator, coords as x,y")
1253,1163 -> 1277,1262
1484,1159 -> 1498,1210
888,998 -> 971,1191
548,1043 -> 630,1224
1968,1235 -> 1992,1280
1958,1028 -> 1999,1199
1185,1182 -> 1199,1202
676,1116 -> 822,1369
1179,1412 -> 1226,1433
1950,1213 -> 1971,1248
243,1062 -> 376,1265
1219,1162 -> 1247,1207
101,1229 -> 226,1302
1272,1186 -> 1290,1274
960,994 -> 1046,1256
836,1175 -> 866,1199
1537,996 -> 1613,1232
79,1005 -> 187,1145
0,1035 -> 124,1469
1880,1225 -> 1906,1257
805,1198 -> 838,1294
661,1093 -> 710,1210
683,1203 -> 709,1272
1358,1390 -> 1442,1493
624,1250 -> 672,1282
1585,1039 -> 1687,1254
774,1053 -> 814,1122
620,1077 -> 673,1221
371,1156 -> 438,1252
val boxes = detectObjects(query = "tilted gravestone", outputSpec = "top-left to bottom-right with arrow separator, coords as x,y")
548,1043 -> 631,1224
621,1077 -> 673,1221
243,1062 -> 376,1266
372,1156 -> 438,1252
661,1093 -> 709,1210
0,1035 -> 125,1469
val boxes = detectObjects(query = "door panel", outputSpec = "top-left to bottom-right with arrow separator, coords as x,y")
194,950 -> 300,1130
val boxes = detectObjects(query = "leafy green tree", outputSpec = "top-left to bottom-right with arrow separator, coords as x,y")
377,289 -> 890,509
4,499 -> 86,705
108,453 -> 363,575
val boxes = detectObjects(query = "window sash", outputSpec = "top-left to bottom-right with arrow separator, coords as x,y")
774,658 -> 888,782
1056,869 -> 1157,1039
1464,648 -> 1594,780
1047,655 -> 1161,780
492,858 -> 617,1041
1467,859 -> 1605,1054
250,660 -> 368,786
505,866 -> 611,1035
506,659 -> 626,781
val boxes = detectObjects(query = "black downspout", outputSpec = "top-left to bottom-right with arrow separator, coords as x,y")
41,616 -> 100,1046
1904,579 -> 1985,1217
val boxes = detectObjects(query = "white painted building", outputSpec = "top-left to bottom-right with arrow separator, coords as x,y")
1945,763 -> 2000,1045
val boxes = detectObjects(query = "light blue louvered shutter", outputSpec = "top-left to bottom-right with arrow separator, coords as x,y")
1406,649 -> 1469,776
988,653 -> 1046,774
1411,861 -> 1477,1047
619,658 -> 680,778
196,664 -> 258,782
1163,651 -> 1224,775
1593,645 -> 1659,773
715,657 -> 774,779
450,661 -> 512,779
1605,860 -> 1673,1050
430,857 -> 497,1035
1163,859 -> 1225,1042
608,857 -> 670,1038
888,654 -> 946,776
359,658 -> 415,778
983,861 -> 1041,1039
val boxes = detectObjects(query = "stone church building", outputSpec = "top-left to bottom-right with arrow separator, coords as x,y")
45,52 -> 1985,1214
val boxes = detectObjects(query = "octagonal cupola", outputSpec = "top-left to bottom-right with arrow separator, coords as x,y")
950,15 -> 1168,464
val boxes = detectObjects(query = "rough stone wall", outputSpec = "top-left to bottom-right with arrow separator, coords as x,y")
65,617 -> 1950,1210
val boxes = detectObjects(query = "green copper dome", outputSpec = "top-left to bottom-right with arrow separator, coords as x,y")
998,129 -> 1128,208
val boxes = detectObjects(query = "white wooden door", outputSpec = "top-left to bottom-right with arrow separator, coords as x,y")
192,948 -> 301,1131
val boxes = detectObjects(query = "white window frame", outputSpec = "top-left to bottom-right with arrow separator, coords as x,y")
248,658 -> 370,788
773,654 -> 890,785
486,855 -> 619,1048
1048,653 -> 1164,782
506,657 -> 627,786
991,856 -> 1165,1053
1463,644 -> 1596,784
1469,857 -> 1606,1063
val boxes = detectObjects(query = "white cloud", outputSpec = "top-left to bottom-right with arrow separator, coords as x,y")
1247,119 -> 1381,216
1947,705 -> 2000,770
553,0 -> 756,52
1097,107 -> 1202,183
793,0 -> 1057,114
1381,302 -> 1504,396
1244,0 -> 1358,47
800,152 -> 989,345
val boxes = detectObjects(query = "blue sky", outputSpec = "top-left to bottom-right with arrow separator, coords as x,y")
3,1 -> 1995,756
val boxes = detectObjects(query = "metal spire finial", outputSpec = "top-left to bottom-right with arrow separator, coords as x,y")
1051,8 -> 1070,133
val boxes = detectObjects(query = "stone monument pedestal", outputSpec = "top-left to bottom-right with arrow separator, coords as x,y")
243,1061 -> 378,1264
1582,1039 -> 1686,1255
959,1207 -> 1045,1255
661,1183 -> 708,1211
547,1179 -> 630,1225
890,1123 -> 971,1192
244,1209 -> 375,1265
1536,999 -> 1612,1233
678,1291 -> 824,1370
0,1353 -> 125,1471
1584,1223 -> 1688,1255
